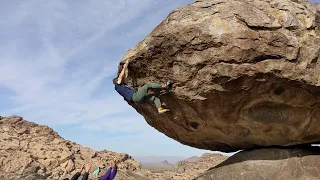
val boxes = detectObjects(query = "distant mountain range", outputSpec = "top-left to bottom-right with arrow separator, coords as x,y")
143,160 -> 174,170
158,160 -> 174,167
183,156 -> 200,162
133,156 -> 187,165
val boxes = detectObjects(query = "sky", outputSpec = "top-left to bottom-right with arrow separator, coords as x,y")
0,0 -> 319,159
0,0 -> 215,158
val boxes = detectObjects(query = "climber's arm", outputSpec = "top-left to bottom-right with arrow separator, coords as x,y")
117,60 -> 129,84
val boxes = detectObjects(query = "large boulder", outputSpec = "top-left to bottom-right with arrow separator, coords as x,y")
195,146 -> 320,180
120,0 -> 320,152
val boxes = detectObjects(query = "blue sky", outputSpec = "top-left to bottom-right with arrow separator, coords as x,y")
0,0 -> 214,158
0,0 -> 319,158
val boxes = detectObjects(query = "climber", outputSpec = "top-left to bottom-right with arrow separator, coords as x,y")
98,160 -> 118,180
113,59 -> 173,114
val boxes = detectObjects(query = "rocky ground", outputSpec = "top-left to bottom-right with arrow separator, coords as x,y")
142,153 -> 228,180
196,146 -> 320,180
0,116 -> 228,180
174,153 -> 228,180
0,116 -> 143,180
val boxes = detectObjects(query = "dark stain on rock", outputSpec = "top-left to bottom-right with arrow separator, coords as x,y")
190,122 -> 200,130
274,86 -> 285,95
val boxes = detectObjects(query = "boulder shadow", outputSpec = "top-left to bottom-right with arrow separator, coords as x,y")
208,144 -> 320,170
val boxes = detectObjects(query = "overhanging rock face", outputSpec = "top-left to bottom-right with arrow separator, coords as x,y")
120,0 -> 320,152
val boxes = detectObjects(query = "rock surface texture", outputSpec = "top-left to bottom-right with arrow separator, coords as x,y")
120,0 -> 320,152
0,116 -> 143,180
196,146 -> 320,180
144,153 -> 228,180
175,153 -> 227,179
0,116 -> 228,180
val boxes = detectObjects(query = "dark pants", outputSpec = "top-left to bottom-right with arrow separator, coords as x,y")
70,172 -> 89,180
132,82 -> 162,108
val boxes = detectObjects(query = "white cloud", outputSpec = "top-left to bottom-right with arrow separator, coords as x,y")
0,0 -> 155,125
0,0 -> 194,127
0,0 -> 212,157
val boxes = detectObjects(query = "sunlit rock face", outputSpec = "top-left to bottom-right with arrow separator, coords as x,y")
120,0 -> 320,152
0,116 -> 141,179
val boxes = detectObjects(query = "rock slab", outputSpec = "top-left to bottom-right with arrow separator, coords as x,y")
196,146 -> 320,180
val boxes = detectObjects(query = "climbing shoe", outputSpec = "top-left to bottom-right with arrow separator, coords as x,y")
158,108 -> 170,114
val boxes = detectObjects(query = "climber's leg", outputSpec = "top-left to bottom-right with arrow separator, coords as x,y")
132,82 -> 162,103
144,94 -> 161,108
144,94 -> 170,114
132,80 -> 174,103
